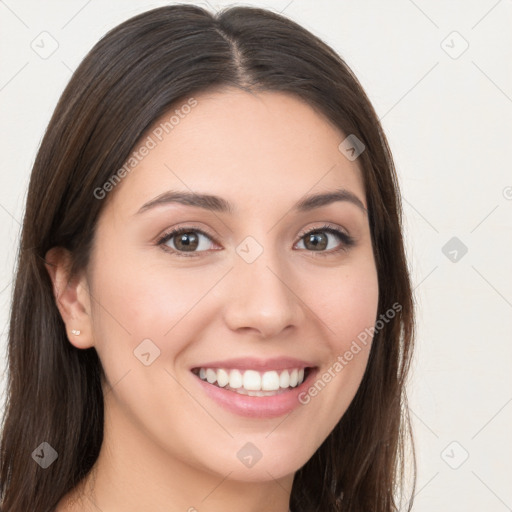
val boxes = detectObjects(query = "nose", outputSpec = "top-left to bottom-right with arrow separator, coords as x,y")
221,248 -> 304,339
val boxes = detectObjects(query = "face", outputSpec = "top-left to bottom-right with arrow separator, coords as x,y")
81,89 -> 379,483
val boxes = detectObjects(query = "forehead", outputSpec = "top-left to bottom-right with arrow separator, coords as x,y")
106,88 -> 366,216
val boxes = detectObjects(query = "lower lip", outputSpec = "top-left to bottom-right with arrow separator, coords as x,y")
192,369 -> 317,419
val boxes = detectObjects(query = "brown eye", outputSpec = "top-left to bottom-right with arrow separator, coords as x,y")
173,231 -> 199,251
303,231 -> 328,251
296,225 -> 355,255
158,228 -> 216,256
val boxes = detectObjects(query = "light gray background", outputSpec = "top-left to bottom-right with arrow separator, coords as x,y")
1,1 -> 511,510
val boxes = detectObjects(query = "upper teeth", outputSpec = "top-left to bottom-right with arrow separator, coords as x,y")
197,367 -> 306,391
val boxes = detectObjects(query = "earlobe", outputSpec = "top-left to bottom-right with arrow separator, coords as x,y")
44,247 -> 94,349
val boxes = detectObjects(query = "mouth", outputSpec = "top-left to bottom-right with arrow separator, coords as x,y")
191,366 -> 314,397
189,356 -> 319,418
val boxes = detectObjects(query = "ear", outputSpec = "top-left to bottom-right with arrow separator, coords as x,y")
44,247 -> 94,349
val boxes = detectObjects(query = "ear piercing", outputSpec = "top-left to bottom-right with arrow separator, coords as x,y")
71,329 -> 81,336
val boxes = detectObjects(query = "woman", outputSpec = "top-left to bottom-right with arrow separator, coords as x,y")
0,4 -> 416,511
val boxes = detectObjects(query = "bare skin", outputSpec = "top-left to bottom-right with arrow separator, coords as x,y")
48,88 -> 379,512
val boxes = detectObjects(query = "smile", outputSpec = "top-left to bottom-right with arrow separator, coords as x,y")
192,367 -> 310,396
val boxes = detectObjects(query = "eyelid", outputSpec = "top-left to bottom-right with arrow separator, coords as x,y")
156,224 -> 219,257
156,222 -> 355,257
294,222 -> 355,256
295,222 -> 351,243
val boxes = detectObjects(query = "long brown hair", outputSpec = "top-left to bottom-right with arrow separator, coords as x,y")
0,5 -> 416,511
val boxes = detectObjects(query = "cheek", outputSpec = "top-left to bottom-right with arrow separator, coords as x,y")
88,242 -> 226,370
296,257 -> 379,418
309,258 -> 379,349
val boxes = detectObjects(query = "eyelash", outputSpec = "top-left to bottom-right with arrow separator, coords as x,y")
156,223 -> 355,258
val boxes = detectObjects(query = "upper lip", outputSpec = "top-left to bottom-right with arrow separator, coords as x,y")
191,357 -> 316,372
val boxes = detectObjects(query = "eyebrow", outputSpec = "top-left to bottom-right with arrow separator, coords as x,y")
136,188 -> 367,215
